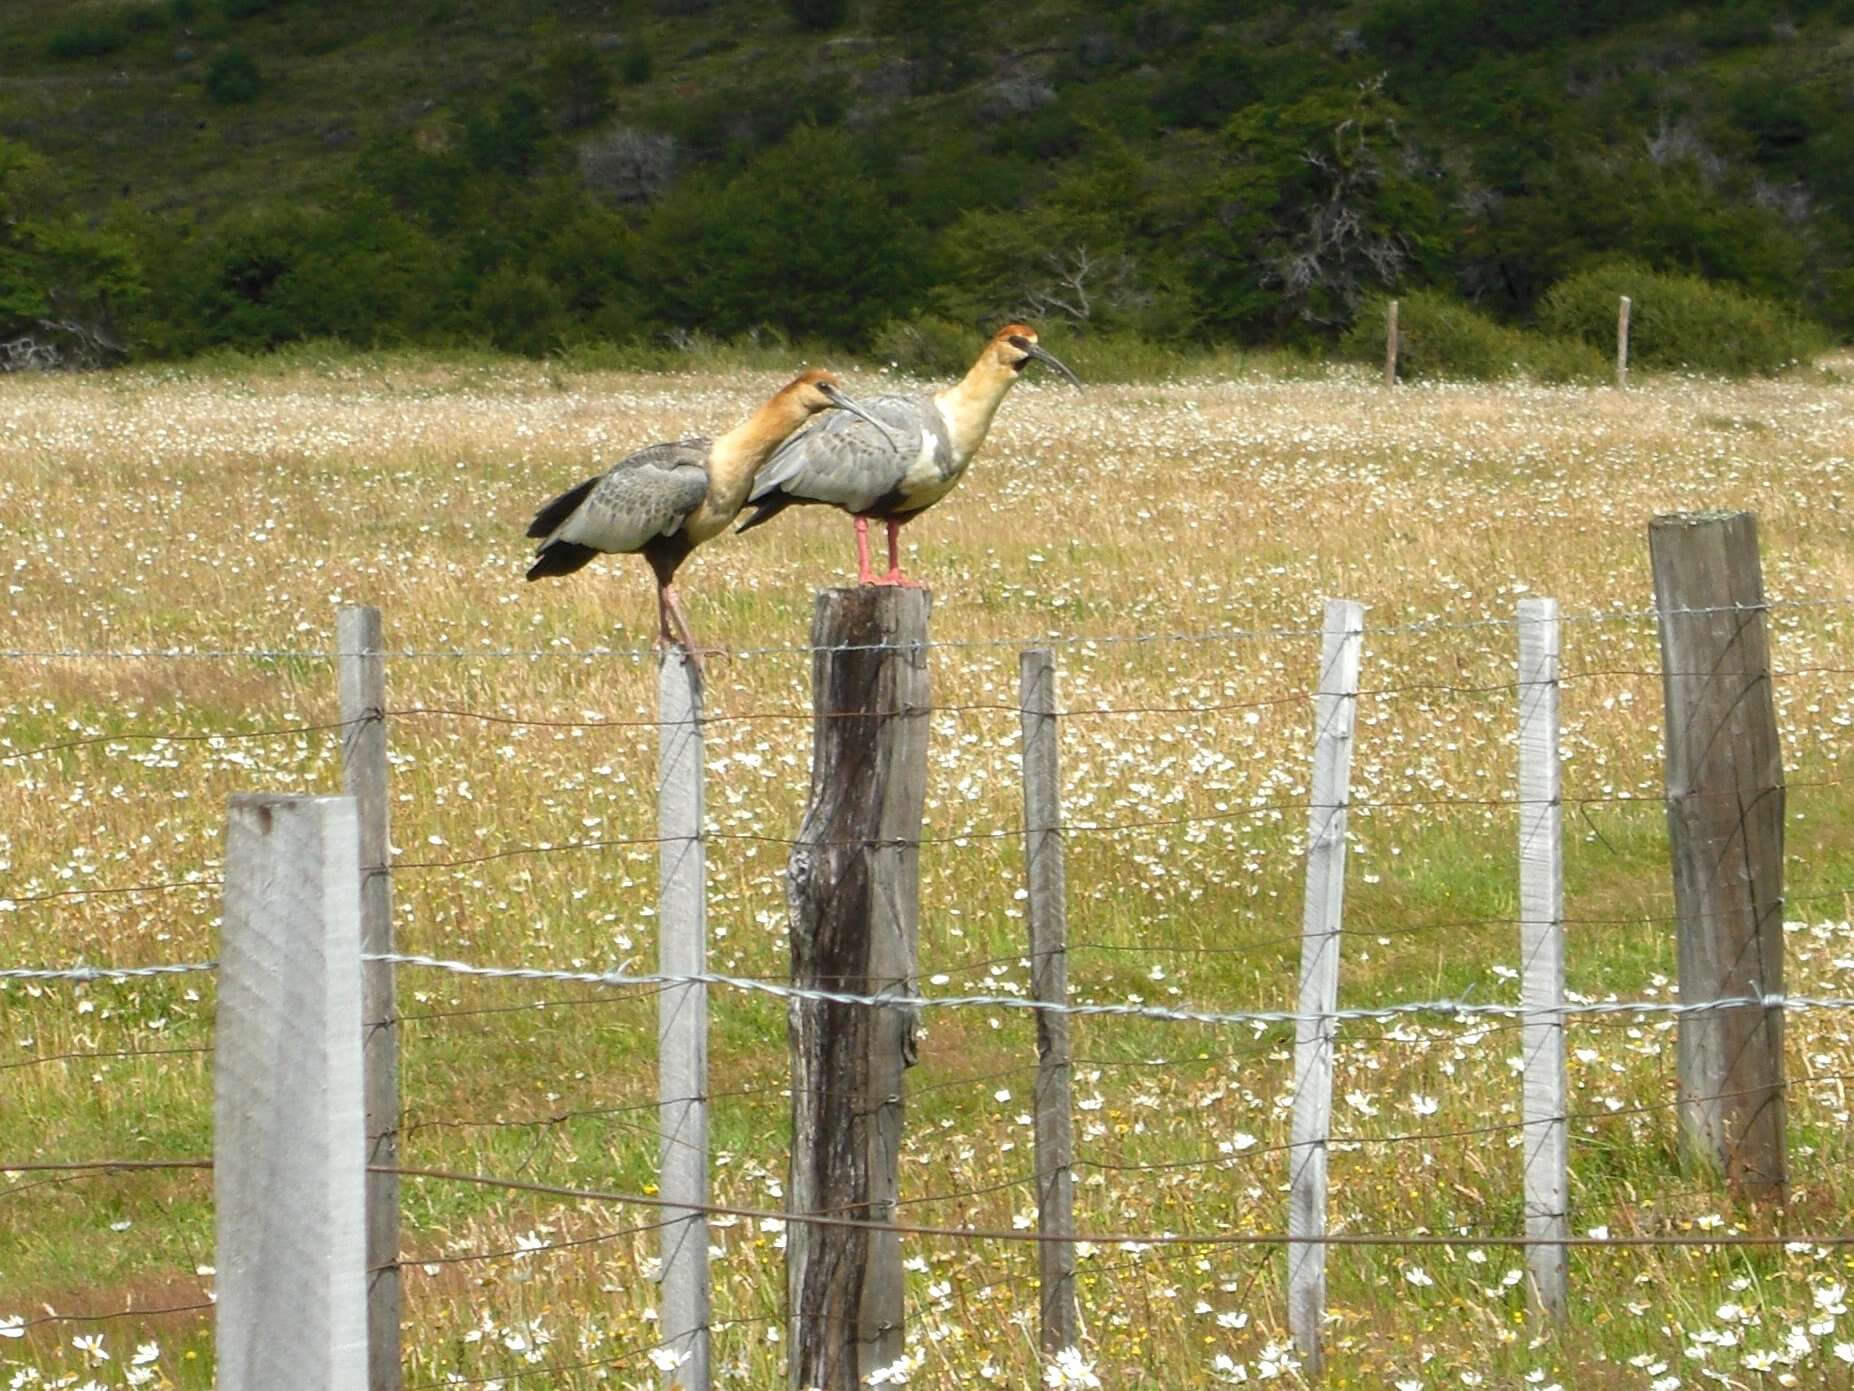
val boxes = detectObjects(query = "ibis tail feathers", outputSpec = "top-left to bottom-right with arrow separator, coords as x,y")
734,493 -> 794,535
526,540 -> 601,581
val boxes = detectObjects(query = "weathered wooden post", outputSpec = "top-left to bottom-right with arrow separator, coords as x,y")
216,794 -> 367,1391
787,588 -> 932,1390
1516,598 -> 1568,1318
1384,299 -> 1400,386
658,652 -> 711,1391
1616,295 -> 1632,389
337,605 -> 400,1391
1650,511 -> 1786,1200
1288,599 -> 1364,1376
1019,648 -> 1077,1359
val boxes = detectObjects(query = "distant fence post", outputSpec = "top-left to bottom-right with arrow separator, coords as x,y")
216,793 -> 367,1391
1019,647 -> 1077,1360
787,588 -> 932,1390
1384,300 -> 1399,386
1650,512 -> 1786,1200
1516,598 -> 1568,1319
337,604 -> 400,1391
658,652 -> 710,1391
1287,599 -> 1365,1376
1616,296 -> 1632,389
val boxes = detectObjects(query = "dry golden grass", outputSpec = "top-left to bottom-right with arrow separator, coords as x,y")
4,354 -> 1854,1388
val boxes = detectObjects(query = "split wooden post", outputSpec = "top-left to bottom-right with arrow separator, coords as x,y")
1516,598 -> 1568,1319
787,588 -> 932,1390
216,794 -> 367,1391
1020,647 -> 1077,1358
1650,512 -> 1786,1199
1287,599 -> 1365,1376
1616,295 -> 1632,389
658,653 -> 711,1391
1384,299 -> 1400,386
337,604 -> 400,1391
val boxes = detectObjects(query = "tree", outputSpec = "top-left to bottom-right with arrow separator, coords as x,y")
783,0 -> 849,31
0,139 -> 143,368
932,138 -> 1199,338
541,43 -> 615,131
205,49 -> 263,105
1188,78 -> 1453,337
637,126 -> 925,343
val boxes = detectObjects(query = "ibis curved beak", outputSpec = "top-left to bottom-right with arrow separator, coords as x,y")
1007,336 -> 1083,388
819,382 -> 903,450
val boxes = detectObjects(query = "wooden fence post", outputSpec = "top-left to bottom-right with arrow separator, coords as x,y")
658,652 -> 711,1391
1516,598 -> 1568,1319
216,794 -> 367,1391
1384,299 -> 1399,386
787,588 -> 932,1391
1617,295 -> 1632,389
338,604 -> 400,1391
1020,647 -> 1077,1359
1650,512 -> 1786,1199
1287,599 -> 1364,1376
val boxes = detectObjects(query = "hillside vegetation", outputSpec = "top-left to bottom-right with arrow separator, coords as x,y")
1,0 -> 1851,366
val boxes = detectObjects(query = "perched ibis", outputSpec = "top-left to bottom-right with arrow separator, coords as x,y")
525,369 -> 895,661
735,324 -> 1081,585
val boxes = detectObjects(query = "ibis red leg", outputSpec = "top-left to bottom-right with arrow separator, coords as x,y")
853,516 -> 878,585
657,582 -> 705,674
869,518 -> 924,588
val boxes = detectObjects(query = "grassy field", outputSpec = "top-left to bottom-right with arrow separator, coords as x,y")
5,351 -> 1854,1389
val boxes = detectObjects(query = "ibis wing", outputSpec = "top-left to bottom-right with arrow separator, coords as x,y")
749,394 -> 924,512
540,440 -> 711,556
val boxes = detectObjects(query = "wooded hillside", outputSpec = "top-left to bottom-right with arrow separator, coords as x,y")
2,0 -> 1849,364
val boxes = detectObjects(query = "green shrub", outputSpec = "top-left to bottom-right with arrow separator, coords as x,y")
783,0 -> 849,30
619,37 -> 653,85
472,266 -> 566,357
1340,290 -> 1606,383
868,315 -> 977,378
45,22 -> 127,60
541,44 -> 614,131
1537,260 -> 1829,377
1032,327 -> 1193,384
205,50 -> 262,104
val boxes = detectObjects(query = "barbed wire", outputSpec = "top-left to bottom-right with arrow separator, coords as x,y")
379,1162 -> 1854,1249
0,961 -> 216,981
0,947 -> 1838,1030
359,951 -> 1841,1030
4,658 -> 1848,768
0,1043 -> 209,1073
0,597 -> 1843,668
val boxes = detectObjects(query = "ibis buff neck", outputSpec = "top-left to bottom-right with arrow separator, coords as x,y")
686,387 -> 820,543
934,355 -> 1022,466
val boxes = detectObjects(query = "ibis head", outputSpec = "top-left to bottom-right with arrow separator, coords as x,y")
988,324 -> 1082,388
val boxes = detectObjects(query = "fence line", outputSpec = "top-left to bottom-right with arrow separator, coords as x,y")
3,594 -> 1848,666
368,1164 -> 1854,1251
8,552 -> 1848,1385
7,655 -> 1853,764
13,949 -> 1854,1031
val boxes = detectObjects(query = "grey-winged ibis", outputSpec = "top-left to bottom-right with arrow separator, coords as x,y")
525,369 -> 895,660
735,324 -> 1080,586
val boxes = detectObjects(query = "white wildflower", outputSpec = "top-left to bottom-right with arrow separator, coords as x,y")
1043,1346 -> 1102,1389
